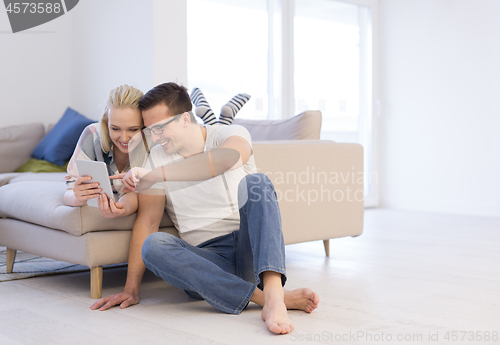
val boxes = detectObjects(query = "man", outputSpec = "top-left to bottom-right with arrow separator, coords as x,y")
91,83 -> 319,334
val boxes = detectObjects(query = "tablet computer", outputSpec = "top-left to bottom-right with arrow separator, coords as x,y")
76,159 -> 118,207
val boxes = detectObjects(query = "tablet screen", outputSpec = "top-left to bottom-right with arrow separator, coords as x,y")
75,160 -> 117,207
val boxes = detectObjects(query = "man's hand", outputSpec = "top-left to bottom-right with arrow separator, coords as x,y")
97,194 -> 127,218
73,176 -> 101,205
109,172 -> 127,180
90,290 -> 139,311
120,167 -> 159,193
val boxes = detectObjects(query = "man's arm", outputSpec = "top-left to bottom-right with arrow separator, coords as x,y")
122,136 -> 252,192
218,135 -> 252,167
90,191 -> 166,310
162,135 -> 251,181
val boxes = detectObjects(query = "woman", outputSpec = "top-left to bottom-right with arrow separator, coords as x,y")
64,85 -> 146,218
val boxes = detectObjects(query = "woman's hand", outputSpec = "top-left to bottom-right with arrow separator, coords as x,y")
97,194 -> 127,218
73,176 -> 101,205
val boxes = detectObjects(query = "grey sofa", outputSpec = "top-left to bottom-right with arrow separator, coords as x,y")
0,111 -> 364,298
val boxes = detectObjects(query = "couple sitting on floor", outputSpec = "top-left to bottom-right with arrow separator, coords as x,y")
63,83 -> 319,335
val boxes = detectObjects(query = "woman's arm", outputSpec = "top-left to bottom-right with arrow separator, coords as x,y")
64,189 -> 84,207
97,192 -> 138,218
63,176 -> 102,207
64,125 -> 103,207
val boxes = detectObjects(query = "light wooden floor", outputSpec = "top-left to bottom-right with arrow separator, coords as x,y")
0,209 -> 499,345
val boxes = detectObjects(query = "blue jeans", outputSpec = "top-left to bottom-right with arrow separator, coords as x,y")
141,173 -> 287,315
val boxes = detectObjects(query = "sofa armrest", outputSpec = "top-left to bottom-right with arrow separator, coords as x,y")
0,173 -> 24,187
0,123 -> 45,173
253,140 -> 364,244
0,181 -> 174,235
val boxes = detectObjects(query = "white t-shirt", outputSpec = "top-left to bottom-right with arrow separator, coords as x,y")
147,124 -> 257,246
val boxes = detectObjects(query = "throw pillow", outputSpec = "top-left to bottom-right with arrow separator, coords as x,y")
16,158 -> 68,173
31,107 -> 95,166
0,123 -> 45,173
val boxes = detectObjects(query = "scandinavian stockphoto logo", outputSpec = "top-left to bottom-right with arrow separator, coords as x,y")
4,0 -> 79,33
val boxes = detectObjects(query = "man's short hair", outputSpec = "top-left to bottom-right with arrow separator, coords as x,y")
139,82 -> 193,117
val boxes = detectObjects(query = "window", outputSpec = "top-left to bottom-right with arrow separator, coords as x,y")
295,0 -> 361,134
187,0 -> 378,205
187,0 -> 269,119
294,0 -> 376,204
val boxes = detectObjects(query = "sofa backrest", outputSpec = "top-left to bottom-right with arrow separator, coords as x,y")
232,110 -> 322,140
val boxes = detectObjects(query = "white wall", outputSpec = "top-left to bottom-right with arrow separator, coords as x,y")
69,0 -> 188,119
152,0 -> 187,86
0,6 -> 72,127
70,0 -> 155,121
0,0 -> 156,127
379,0 -> 500,217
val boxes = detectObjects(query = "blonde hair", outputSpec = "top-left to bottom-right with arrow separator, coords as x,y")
99,85 -> 144,153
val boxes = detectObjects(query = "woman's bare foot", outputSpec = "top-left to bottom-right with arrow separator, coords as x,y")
284,288 -> 319,313
261,293 -> 294,335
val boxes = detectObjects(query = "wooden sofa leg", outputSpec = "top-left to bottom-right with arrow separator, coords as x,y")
90,266 -> 103,299
323,240 -> 330,257
6,248 -> 17,273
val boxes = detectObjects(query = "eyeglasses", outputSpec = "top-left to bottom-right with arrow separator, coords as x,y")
142,114 -> 183,136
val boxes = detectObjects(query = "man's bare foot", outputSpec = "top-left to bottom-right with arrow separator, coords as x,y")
261,295 -> 294,335
284,288 -> 319,313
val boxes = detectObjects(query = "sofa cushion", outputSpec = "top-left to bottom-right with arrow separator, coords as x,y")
32,107 -> 95,166
0,181 -> 173,236
0,123 -> 45,173
8,172 -> 66,183
0,173 -> 24,187
232,110 -> 322,140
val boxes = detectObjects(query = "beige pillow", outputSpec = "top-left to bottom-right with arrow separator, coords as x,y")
232,110 -> 322,140
0,123 -> 45,173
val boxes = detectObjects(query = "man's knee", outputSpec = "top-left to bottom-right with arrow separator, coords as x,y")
238,173 -> 275,207
245,173 -> 271,186
142,232 -> 178,263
